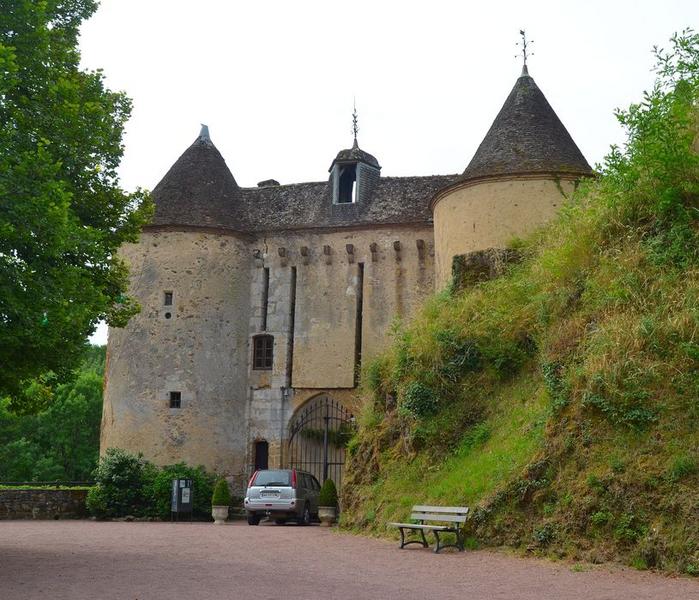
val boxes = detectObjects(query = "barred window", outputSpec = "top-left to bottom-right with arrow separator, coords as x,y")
169,391 -> 181,409
253,335 -> 274,370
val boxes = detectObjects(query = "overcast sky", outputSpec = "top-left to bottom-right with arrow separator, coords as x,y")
84,0 -> 699,344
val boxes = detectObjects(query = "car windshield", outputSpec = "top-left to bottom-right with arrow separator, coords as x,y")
252,470 -> 291,487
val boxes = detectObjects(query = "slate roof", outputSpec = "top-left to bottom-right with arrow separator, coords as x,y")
460,67 -> 592,182
151,133 -> 456,232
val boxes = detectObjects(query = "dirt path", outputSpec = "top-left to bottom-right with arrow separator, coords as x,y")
1,520 -> 697,600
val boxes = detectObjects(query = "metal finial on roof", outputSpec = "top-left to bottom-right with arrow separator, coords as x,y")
351,98 -> 359,147
516,29 -> 534,76
199,123 -> 210,141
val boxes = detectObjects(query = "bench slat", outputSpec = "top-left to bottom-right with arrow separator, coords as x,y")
412,505 -> 469,514
389,522 -> 452,531
410,512 -> 467,523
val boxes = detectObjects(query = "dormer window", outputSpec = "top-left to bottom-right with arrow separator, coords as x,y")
337,164 -> 357,204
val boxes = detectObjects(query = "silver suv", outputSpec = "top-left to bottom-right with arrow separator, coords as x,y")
244,469 -> 320,525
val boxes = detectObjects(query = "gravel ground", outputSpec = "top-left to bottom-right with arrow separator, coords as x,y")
1,520 -> 697,600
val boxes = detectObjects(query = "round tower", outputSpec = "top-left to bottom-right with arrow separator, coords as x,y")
101,126 -> 253,486
431,66 -> 592,288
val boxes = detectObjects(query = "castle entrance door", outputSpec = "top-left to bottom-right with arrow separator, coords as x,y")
287,395 -> 353,490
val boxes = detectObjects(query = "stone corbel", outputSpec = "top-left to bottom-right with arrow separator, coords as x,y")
323,244 -> 332,265
278,247 -> 288,267
252,248 -> 264,268
393,240 -> 401,262
346,244 -> 355,264
370,242 -> 378,262
416,238 -> 425,260
300,246 -> 310,266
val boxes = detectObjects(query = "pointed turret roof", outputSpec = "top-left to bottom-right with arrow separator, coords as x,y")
460,68 -> 591,182
151,125 -> 239,228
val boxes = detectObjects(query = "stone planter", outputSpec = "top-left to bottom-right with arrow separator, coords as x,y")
212,505 -> 229,525
318,506 -> 337,527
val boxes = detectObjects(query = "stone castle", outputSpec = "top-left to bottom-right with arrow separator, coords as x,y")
101,64 -> 591,491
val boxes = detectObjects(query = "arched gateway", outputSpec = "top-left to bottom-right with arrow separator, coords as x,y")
286,395 -> 354,489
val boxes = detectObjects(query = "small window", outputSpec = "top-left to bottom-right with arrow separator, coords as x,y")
164,291 -> 173,306
169,391 -> 181,408
253,335 -> 274,370
337,164 -> 357,204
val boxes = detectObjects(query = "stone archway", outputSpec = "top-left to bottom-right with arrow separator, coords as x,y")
286,394 -> 353,489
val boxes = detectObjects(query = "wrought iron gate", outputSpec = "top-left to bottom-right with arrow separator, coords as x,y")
287,395 -> 353,489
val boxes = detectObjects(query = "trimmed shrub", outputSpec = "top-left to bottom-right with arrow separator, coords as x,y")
86,449 -> 217,519
319,478 -> 338,508
90,448 -> 153,517
211,478 -> 231,507
144,462 -> 216,520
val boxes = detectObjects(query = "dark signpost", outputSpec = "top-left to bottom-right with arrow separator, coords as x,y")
171,478 -> 193,522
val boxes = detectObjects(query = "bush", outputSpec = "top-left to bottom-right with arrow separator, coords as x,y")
319,478 -> 338,508
85,485 -> 108,518
86,448 -> 217,519
89,448 -> 153,517
143,463 -> 216,520
211,478 -> 231,506
400,381 -> 438,418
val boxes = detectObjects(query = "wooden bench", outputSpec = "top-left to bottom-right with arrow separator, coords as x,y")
389,505 -> 469,553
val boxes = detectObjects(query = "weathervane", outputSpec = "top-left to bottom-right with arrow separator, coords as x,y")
516,29 -> 533,73
352,98 -> 359,145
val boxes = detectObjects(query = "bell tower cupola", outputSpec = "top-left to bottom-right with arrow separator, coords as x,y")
328,104 -> 381,204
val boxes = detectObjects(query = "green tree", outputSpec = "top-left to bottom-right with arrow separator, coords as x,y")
0,345 -> 105,481
0,0 -> 152,409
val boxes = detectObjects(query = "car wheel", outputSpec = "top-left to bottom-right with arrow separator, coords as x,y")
299,504 -> 311,526
247,513 -> 260,526
274,519 -> 286,525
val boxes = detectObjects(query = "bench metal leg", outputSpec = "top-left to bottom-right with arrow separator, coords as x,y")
433,529 -> 465,553
398,527 -> 429,549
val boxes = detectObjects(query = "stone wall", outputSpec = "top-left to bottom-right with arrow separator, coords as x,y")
102,228 -> 252,488
102,222 -> 435,490
432,175 -> 578,288
0,489 -> 88,519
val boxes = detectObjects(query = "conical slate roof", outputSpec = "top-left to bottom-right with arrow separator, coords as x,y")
151,126 -> 239,228
461,67 -> 592,182
329,138 -> 380,171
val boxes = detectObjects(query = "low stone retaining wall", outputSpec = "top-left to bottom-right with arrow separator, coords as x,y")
0,489 -> 89,519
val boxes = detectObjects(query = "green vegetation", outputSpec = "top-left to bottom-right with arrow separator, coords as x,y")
319,479 -> 339,508
0,485 -> 91,491
343,31 -> 699,575
86,448 -> 216,520
0,346 -> 105,481
211,478 -> 232,507
0,0 -> 151,410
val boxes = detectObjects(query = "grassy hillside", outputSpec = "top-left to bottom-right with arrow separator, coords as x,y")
342,32 -> 699,575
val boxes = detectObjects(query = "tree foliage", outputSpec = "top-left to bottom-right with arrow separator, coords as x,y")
0,0 -> 152,407
0,345 -> 104,481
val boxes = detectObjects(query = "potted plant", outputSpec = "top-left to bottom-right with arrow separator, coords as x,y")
318,478 -> 338,527
211,477 -> 231,525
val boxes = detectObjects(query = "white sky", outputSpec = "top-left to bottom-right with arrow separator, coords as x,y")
85,0 -> 699,345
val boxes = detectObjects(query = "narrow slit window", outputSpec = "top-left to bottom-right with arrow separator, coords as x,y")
253,335 -> 274,370
261,267 -> 269,331
164,291 -> 173,306
337,165 -> 357,204
169,391 -> 181,409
